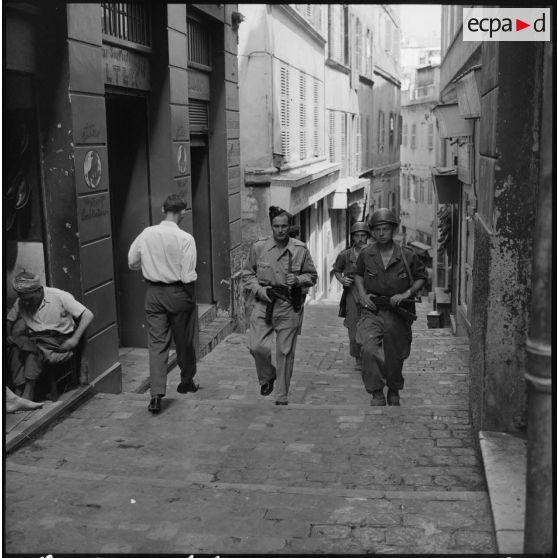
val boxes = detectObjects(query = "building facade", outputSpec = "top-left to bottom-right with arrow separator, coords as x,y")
400,62 -> 439,257
238,4 -> 401,312
365,5 -> 401,219
436,6 -> 551,434
5,2 -> 240,392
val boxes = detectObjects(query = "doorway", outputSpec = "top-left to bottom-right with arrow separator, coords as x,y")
190,139 -> 213,304
106,92 -> 151,347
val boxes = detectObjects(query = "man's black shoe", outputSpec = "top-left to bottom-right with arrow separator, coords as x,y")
148,395 -> 162,413
260,379 -> 275,396
275,400 -> 288,406
177,380 -> 199,394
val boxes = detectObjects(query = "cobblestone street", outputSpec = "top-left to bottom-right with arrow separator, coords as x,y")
6,300 -> 496,554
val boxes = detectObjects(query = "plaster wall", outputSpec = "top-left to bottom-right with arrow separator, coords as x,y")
469,42 -> 542,433
325,67 -> 356,112
269,6 -> 324,77
238,4 -> 273,169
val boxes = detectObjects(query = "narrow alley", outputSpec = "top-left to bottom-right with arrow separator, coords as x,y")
6,300 -> 496,554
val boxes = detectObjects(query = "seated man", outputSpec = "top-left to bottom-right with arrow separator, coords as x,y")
6,271 -> 94,402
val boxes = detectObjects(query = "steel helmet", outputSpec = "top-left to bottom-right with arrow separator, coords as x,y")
368,208 -> 399,229
350,221 -> 371,236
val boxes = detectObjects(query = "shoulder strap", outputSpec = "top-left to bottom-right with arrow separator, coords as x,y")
397,242 -> 414,287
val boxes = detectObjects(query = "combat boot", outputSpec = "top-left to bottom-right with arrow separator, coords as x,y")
370,389 -> 386,406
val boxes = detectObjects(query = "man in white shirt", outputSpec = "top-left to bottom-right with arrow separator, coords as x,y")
128,194 -> 198,414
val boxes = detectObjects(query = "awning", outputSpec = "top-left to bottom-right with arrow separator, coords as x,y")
432,103 -> 473,138
409,240 -> 432,252
432,167 -> 461,204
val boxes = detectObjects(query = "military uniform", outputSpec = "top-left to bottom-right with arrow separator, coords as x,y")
332,247 -> 362,358
354,242 -> 427,394
242,236 -> 317,403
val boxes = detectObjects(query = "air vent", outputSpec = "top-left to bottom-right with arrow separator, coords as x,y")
189,99 -> 209,132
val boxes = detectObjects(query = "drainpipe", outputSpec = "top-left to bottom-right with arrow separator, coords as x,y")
523,43 -> 553,554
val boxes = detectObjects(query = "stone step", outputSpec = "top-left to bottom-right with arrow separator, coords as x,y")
134,311 -> 234,394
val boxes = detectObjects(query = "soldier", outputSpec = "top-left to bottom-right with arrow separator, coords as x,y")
354,208 -> 427,406
242,206 -> 317,405
332,221 -> 371,369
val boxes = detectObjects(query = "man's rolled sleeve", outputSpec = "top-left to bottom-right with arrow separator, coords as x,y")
180,236 -> 197,283
128,235 -> 142,270
58,290 -> 87,319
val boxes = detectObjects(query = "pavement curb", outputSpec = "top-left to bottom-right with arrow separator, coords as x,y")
479,430 -> 527,553
5,384 -> 95,455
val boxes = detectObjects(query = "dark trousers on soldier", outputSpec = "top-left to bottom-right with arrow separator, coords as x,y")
356,308 -> 412,392
145,282 -> 197,397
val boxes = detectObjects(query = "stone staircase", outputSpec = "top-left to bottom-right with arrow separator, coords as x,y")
120,303 -> 235,394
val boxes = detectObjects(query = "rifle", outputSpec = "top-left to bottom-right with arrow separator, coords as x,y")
368,295 -> 419,325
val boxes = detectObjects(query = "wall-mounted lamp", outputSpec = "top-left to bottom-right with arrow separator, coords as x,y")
231,11 -> 245,33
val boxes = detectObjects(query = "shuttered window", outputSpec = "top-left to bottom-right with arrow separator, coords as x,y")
355,18 -> 362,74
427,123 -> 434,150
340,112 -> 347,177
280,66 -> 290,160
299,71 -> 307,160
313,78 -> 320,157
355,115 -> 361,174
328,5 -> 346,65
398,115 -> 403,147
378,111 -> 385,153
328,110 -> 335,162
411,123 -> 417,149
403,123 -> 408,146
365,29 -> 373,77
427,178 -> 433,204
279,64 -> 323,164
389,113 -> 395,150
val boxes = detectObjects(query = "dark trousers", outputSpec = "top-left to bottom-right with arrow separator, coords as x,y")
145,282 -> 197,397
8,333 -> 73,388
355,308 -> 412,392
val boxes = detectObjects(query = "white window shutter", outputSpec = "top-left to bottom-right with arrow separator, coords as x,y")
280,65 -> 290,161
290,67 -> 300,163
328,110 -> 335,162
339,112 -> 346,177
356,115 -> 361,174
299,71 -> 307,160
313,79 -> 319,157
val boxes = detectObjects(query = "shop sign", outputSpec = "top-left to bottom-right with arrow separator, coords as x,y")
188,69 -> 211,101
83,150 -> 102,189
102,46 -> 150,90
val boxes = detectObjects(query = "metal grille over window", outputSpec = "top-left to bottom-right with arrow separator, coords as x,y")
101,3 -> 151,47
188,17 -> 211,68
189,99 -> 209,132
